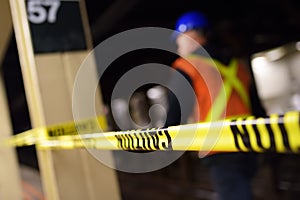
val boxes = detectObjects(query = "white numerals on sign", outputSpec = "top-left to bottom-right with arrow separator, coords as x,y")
27,0 -> 61,24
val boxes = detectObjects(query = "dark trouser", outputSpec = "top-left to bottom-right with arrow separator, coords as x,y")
204,152 -> 258,200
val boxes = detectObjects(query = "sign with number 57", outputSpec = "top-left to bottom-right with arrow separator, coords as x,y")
27,0 -> 61,24
26,0 -> 86,53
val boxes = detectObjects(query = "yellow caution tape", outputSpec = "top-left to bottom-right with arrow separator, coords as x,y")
4,111 -> 300,153
5,115 -> 108,147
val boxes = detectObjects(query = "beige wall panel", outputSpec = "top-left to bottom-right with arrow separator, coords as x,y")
62,51 -> 105,114
35,51 -> 120,200
35,53 -> 73,124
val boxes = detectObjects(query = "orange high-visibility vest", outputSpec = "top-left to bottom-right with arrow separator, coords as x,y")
173,55 -> 251,122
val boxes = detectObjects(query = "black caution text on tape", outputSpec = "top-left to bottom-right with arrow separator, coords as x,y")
230,116 -> 296,153
115,128 -> 172,151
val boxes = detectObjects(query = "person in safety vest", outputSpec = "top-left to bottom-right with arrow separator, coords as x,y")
165,11 -> 265,200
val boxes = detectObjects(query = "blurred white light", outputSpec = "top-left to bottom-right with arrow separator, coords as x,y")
251,56 -> 268,73
147,86 -> 164,100
265,47 -> 285,61
296,41 -> 300,51
291,94 -> 300,111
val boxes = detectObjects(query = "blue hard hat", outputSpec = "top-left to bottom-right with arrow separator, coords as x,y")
175,11 -> 209,33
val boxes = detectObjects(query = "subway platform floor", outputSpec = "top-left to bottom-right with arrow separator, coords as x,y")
19,153 -> 300,200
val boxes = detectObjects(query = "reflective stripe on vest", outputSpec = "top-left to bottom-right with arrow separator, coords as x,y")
188,55 -> 251,121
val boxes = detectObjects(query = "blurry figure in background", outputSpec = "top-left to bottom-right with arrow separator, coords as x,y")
165,11 -> 265,200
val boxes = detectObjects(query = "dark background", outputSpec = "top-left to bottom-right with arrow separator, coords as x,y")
86,0 -> 300,105
88,0 -> 300,53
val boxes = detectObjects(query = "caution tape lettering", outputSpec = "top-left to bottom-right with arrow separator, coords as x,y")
115,128 -> 172,151
230,115 -> 298,153
48,120 -> 99,137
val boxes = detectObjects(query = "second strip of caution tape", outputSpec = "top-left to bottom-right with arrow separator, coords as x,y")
3,111 -> 300,153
